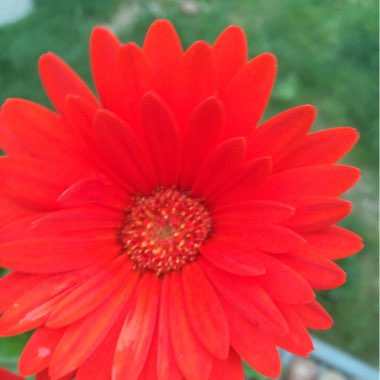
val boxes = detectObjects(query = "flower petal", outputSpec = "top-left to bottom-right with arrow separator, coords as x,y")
113,273 -> 160,380
112,42 -> 153,126
140,92 -> 181,187
0,236 -> 119,273
254,164 -> 360,199
293,300 -> 333,330
94,109 -> 155,193
0,268 -> 92,336
170,41 -> 215,128
157,277 -> 183,380
75,300 -> 131,380
0,112 -> 25,156
169,272 -> 213,380
49,270 -> 139,379
282,196 -> 352,232
138,328 -> 159,380
277,253 -> 347,290
222,299 -> 281,378
179,96 -> 225,189
182,262 -> 229,359
38,53 -> 98,114
28,205 -> 122,238
90,27 -> 121,105
274,303 -> 314,356
302,226 -> 363,260
215,223 -> 305,254
247,105 -> 316,163
200,258 -> 288,336
200,239 -> 265,276
212,200 -> 295,224
255,254 -> 315,304
213,25 -> 247,88
0,272 -> 46,313
1,99 -> 79,164
19,326 -> 64,376
209,348 -> 244,380
143,19 -> 183,99
47,256 -> 132,328
0,156 -> 79,210
222,53 -> 277,136
0,368 -> 24,380
192,137 -> 246,197
210,157 -> 272,205
278,127 -> 360,170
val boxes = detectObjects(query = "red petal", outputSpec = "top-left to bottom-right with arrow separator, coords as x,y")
138,327 -> 159,380
143,20 -> 183,99
38,53 -> 98,114
157,277 -> 183,380
28,205 -> 122,238
210,157 -> 272,205
170,41 -> 215,128
0,270 -> 87,335
140,92 -> 181,187
57,177 -> 128,210
19,327 -> 64,376
0,236 -> 119,273
169,272 -> 213,380
275,303 -> 314,356
75,299 -> 132,380
212,200 -> 294,224
302,226 -> 363,259
254,164 -> 360,199
0,156 -> 78,210
0,272 -> 46,313
255,254 -> 315,304
94,109 -> 155,193
278,127 -> 360,170
293,301 -> 333,330
215,223 -> 305,254
90,27 -> 121,105
0,368 -> 24,380
49,271 -> 139,378
282,196 -> 352,232
192,137 -> 246,197
61,95 -> 101,168
47,256 -> 132,327
0,290 -> 70,337
213,26 -> 247,88
222,299 -> 281,378
0,112 -> 25,156
209,348 -> 244,380
182,263 -> 229,359
1,99 -> 80,164
179,96 -> 225,189
200,259 -> 288,336
222,53 -> 277,136
247,105 -> 316,163
277,253 -> 346,290
112,43 -> 153,126
200,239 -> 265,276
113,273 -> 160,380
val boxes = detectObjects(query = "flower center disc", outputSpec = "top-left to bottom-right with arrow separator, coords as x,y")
121,188 -> 212,276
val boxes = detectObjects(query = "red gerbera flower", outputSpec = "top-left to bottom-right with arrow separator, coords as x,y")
0,20 -> 362,380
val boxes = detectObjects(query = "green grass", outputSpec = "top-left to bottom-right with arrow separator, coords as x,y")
0,0 -> 378,377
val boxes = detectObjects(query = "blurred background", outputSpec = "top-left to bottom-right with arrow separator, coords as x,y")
0,0 -> 378,379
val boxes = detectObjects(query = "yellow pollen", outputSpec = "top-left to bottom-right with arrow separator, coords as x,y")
120,188 -> 212,276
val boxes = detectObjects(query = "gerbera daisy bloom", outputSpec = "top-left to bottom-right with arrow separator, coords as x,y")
0,20 -> 362,380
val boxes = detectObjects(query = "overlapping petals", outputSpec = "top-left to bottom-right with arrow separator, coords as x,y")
0,20 -> 361,380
